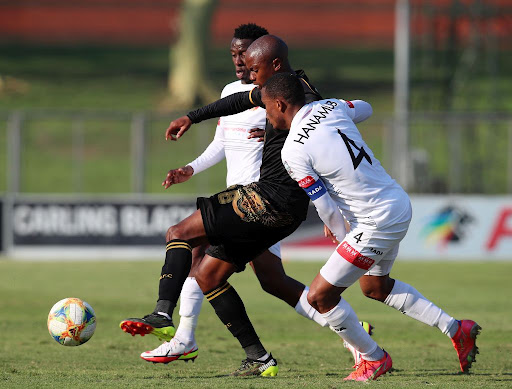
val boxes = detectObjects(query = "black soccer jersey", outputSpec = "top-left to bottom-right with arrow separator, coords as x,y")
187,70 -> 322,221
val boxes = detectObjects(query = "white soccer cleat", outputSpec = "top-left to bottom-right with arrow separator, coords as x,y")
342,321 -> 374,366
140,338 -> 198,364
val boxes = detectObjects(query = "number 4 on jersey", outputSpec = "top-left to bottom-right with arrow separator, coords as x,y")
338,129 -> 372,170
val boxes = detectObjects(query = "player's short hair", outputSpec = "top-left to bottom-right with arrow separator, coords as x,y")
262,73 -> 305,106
233,23 -> 269,41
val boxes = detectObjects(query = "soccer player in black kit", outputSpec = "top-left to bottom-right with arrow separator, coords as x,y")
127,35 -> 322,376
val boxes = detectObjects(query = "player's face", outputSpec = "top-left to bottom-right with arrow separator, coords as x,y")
261,90 -> 286,130
246,53 -> 276,87
230,38 -> 254,83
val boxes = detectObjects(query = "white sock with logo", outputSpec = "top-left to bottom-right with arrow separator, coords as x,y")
321,297 -> 384,361
294,287 -> 329,327
384,279 -> 457,337
175,277 -> 203,346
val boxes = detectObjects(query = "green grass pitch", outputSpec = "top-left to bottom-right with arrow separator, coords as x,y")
0,260 -> 511,388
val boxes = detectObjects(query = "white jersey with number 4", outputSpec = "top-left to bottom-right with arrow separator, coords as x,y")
281,98 -> 411,230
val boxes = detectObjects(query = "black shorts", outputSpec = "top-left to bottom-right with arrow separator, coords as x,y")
197,184 -> 302,272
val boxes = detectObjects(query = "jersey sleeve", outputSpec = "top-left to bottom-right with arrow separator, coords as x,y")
187,123 -> 226,175
187,89 -> 262,123
248,87 -> 265,108
282,148 -> 347,240
340,99 -> 373,123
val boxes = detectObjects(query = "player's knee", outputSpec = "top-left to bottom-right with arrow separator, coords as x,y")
166,224 -> 185,241
306,288 -> 322,312
308,286 -> 342,313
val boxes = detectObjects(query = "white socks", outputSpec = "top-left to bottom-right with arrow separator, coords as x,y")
295,287 -> 329,327
175,281 -> 331,347
175,277 -> 204,346
321,297 -> 384,361
384,280 -> 457,337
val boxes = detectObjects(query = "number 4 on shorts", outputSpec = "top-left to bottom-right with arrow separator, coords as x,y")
353,232 -> 363,243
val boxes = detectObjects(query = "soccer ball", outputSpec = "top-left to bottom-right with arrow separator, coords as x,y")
47,298 -> 96,346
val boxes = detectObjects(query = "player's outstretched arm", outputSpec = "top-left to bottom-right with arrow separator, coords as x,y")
165,91 -> 257,141
187,91 -> 257,124
162,165 -> 194,189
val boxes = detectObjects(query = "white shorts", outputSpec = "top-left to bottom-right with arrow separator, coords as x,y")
268,242 -> 281,259
320,220 -> 410,288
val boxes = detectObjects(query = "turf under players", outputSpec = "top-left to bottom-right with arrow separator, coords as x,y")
260,72 -> 481,381
121,24 -> 332,364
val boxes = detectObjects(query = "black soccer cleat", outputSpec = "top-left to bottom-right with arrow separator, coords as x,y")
231,354 -> 279,377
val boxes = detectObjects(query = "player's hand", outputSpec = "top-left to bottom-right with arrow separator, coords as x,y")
247,128 -> 265,142
324,225 -> 339,244
323,219 -> 350,244
162,165 -> 194,189
165,116 -> 192,141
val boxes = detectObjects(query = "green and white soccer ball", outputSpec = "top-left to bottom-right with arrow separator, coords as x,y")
47,298 -> 96,346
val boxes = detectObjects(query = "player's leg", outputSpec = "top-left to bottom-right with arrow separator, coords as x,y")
161,245 -> 207,359
308,227 -> 401,381
359,248 -> 481,373
196,253 -> 278,377
121,210 -> 209,341
249,245 -> 328,327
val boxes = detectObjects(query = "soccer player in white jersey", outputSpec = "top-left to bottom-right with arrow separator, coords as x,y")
261,73 -> 480,381
122,24 -> 334,366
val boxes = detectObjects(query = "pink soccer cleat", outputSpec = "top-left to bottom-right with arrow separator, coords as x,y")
344,350 -> 392,381
451,319 -> 481,372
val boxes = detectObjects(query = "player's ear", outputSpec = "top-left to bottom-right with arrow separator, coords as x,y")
272,58 -> 281,71
277,98 -> 287,113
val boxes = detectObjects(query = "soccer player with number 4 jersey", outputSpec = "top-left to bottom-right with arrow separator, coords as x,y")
120,24 -> 334,366
261,72 -> 481,381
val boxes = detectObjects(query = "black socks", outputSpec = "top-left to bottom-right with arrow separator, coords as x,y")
205,282 -> 267,360
156,240 -> 193,317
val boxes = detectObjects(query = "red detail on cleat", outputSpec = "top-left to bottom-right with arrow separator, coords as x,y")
120,320 -> 155,337
451,319 -> 481,373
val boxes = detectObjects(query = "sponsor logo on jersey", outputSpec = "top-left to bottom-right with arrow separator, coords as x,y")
294,100 -> 338,145
369,247 -> 383,256
298,175 -> 315,188
283,161 -> 294,176
337,241 -> 375,270
302,179 -> 327,201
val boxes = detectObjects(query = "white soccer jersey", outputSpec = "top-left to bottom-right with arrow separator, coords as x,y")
188,80 -> 266,187
281,98 -> 411,231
